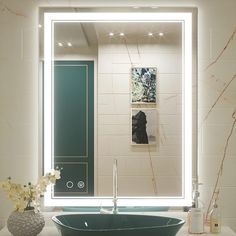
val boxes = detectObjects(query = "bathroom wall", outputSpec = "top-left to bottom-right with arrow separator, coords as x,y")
0,0 -> 236,232
97,40 -> 182,196
0,1 -> 39,229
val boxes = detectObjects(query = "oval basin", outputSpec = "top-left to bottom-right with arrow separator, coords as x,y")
52,214 -> 185,236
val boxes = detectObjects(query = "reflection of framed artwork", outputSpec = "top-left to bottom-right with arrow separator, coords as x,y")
131,67 -> 157,104
131,108 -> 157,145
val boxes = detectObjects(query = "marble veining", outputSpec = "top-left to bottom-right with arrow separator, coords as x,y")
202,26 -> 236,220
0,1 -> 26,17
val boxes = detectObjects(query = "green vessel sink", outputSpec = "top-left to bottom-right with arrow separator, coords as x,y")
52,214 -> 185,236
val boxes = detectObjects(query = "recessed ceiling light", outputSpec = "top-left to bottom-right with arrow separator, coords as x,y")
67,42 -> 72,47
38,24 -> 42,28
159,32 -> 164,36
109,32 -> 114,37
119,33 -> 125,36
58,42 -> 63,47
133,6 -> 140,9
148,32 -> 153,36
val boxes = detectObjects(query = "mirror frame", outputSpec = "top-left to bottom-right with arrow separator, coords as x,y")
43,11 -> 194,207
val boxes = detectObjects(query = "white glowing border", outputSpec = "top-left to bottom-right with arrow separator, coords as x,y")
44,12 -> 192,207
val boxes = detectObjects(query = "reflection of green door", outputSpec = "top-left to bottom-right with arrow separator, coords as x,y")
53,61 -> 94,197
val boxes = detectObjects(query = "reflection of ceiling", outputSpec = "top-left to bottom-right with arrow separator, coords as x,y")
54,22 -> 181,48
39,21 -> 182,56
94,22 -> 182,43
38,7 -> 190,58
54,22 -> 89,47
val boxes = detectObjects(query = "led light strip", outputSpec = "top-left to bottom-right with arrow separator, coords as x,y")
44,12 -> 192,207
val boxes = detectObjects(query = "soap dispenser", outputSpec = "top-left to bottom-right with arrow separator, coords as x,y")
210,202 -> 221,234
188,207 -> 205,234
188,181 -> 205,234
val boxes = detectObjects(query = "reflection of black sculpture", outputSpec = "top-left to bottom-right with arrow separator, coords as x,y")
132,111 -> 148,144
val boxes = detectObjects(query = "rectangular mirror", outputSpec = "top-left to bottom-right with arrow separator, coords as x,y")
40,8 -> 197,207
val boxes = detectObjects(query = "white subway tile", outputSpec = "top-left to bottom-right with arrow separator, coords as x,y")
140,53 -> 182,74
138,44 -> 181,54
112,63 -> 131,74
158,94 -> 178,115
98,53 -> 113,73
98,44 -> 127,54
97,176 -> 112,196
98,94 -> 129,115
98,114 -> 129,125
157,74 -> 182,94
98,124 -> 129,135
118,176 -> 155,196
98,74 -> 113,93
155,176 -> 182,196
152,157 -> 182,177
97,157 -> 113,176
111,53 -> 131,64
112,74 -> 130,93
117,158 -> 154,176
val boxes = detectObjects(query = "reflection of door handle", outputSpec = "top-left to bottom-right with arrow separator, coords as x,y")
66,181 -> 74,189
77,181 -> 85,189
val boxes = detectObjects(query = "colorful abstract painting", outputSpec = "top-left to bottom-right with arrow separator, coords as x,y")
131,67 -> 157,104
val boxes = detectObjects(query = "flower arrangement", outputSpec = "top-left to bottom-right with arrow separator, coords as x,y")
0,168 -> 61,212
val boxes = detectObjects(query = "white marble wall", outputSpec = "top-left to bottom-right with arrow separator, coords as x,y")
0,0 -> 235,232
0,0 -> 39,230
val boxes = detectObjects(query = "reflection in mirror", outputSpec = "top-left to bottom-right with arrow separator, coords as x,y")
53,21 -> 182,197
41,11 -> 197,207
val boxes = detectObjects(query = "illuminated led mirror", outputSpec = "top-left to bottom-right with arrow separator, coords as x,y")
42,9 -> 197,207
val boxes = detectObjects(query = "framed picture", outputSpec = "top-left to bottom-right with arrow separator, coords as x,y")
131,108 -> 157,145
131,67 -> 157,104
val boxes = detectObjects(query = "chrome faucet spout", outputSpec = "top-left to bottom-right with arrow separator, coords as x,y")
112,159 -> 118,214
100,159 -> 118,214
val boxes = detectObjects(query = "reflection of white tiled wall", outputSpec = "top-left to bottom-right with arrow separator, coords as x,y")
97,42 -> 182,196
0,0 -> 236,233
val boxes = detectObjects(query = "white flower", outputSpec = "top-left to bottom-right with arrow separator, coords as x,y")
52,170 -> 61,179
0,169 -> 61,212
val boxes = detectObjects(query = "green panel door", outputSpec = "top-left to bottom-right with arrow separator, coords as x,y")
53,61 -> 94,197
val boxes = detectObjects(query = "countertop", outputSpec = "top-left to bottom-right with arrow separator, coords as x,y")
0,226 -> 235,235
0,211 -> 235,236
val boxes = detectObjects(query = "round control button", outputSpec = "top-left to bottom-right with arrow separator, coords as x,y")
66,181 -> 74,189
77,181 -> 85,189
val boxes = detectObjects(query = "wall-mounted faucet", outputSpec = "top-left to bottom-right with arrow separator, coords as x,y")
100,159 -> 118,214
112,159 -> 118,214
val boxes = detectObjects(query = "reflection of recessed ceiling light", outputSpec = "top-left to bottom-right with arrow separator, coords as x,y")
133,6 -> 140,9
58,42 -> 63,47
109,32 -> 114,36
119,33 -> 125,36
159,32 -> 164,36
151,6 -> 159,9
67,42 -> 72,47
38,24 -> 42,28
148,32 -> 153,36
